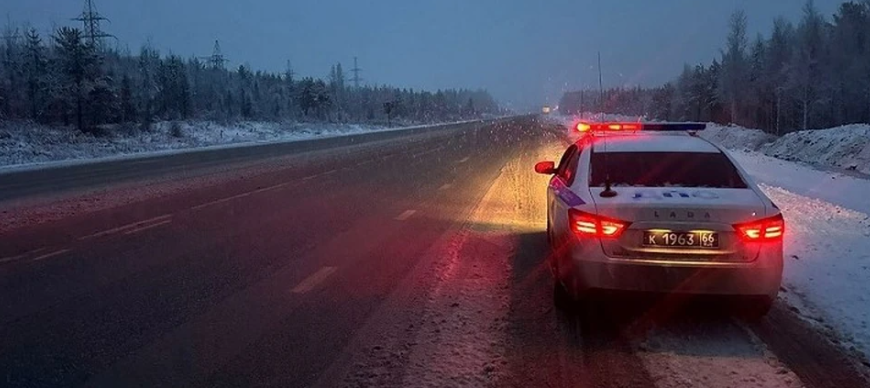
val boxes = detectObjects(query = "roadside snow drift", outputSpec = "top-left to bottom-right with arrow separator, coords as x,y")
0,121 -> 386,169
702,123 -> 870,175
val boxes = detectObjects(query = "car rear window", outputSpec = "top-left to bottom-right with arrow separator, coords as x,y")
589,151 -> 748,188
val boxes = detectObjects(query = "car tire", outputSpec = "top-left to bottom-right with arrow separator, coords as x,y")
553,281 -> 576,312
546,217 -> 554,249
739,296 -> 774,321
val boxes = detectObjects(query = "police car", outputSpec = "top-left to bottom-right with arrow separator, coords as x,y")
535,122 -> 783,316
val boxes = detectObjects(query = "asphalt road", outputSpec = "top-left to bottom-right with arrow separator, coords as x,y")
0,120 -> 483,203
1,117 -> 867,388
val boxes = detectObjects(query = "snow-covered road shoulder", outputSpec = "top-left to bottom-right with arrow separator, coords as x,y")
702,123 -> 870,175
0,120 -> 481,171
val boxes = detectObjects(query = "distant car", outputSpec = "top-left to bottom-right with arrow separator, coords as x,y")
542,106 -> 552,114
535,122 -> 783,317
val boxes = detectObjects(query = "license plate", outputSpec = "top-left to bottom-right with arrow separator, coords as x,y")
643,231 -> 719,248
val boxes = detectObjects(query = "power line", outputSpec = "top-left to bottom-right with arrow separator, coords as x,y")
72,0 -> 114,49
199,40 -> 228,70
285,60 -> 295,80
351,57 -> 363,89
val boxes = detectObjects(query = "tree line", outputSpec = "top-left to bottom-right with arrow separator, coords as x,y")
0,26 -> 501,133
560,0 -> 870,134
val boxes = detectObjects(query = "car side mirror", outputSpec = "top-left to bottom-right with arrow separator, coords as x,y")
534,161 -> 556,175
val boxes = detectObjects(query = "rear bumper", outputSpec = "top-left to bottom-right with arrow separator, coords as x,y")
563,244 -> 782,297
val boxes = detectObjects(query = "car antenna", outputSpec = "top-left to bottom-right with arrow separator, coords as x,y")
597,51 -> 617,198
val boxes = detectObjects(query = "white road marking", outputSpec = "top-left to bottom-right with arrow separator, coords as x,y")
123,220 -> 172,235
190,190 -> 258,210
79,215 -> 173,240
191,197 -> 233,210
291,266 -> 338,294
251,182 -> 289,194
190,181 -> 296,211
395,210 -> 417,221
30,249 -> 71,262
0,247 -> 47,263
1,254 -> 30,264
439,184 -> 453,190
458,156 -> 470,163
302,174 -> 320,181
323,169 -> 338,175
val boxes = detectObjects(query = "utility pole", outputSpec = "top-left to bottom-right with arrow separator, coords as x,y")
351,57 -> 363,89
72,0 -> 114,50
597,51 -> 604,111
200,40 -> 228,70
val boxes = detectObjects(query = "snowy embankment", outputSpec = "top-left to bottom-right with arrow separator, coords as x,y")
0,120 -> 398,169
703,125 -> 870,365
703,123 -> 870,175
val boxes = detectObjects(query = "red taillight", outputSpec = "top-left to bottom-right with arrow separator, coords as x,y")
734,213 -> 785,241
568,209 -> 630,238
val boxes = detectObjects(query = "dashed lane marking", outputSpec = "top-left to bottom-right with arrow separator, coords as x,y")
291,266 -> 338,294
250,182 -> 289,194
30,249 -> 72,262
395,210 -> 417,221
191,181 -> 298,211
0,248 -> 47,264
123,220 -> 173,235
439,184 -> 453,190
79,215 -> 173,240
458,156 -> 470,163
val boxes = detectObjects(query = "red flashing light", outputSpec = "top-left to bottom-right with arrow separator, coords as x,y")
574,122 -> 643,133
734,213 -> 784,242
569,209 -> 631,238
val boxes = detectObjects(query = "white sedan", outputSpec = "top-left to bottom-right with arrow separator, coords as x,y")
535,122 -> 783,316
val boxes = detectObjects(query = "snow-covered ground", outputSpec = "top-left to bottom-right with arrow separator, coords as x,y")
0,120 -> 437,169
703,123 -> 870,175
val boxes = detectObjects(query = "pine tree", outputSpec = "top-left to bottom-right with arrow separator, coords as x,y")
719,9 -> 748,125
120,74 -> 136,122
789,0 -> 826,130
138,44 -> 160,126
766,18 -> 795,134
53,27 -> 98,132
23,28 -> 47,121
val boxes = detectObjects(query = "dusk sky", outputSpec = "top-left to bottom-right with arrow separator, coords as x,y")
2,0 -> 844,111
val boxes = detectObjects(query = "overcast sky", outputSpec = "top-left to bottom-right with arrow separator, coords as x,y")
2,0 -> 844,111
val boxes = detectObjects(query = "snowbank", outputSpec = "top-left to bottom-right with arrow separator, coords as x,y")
701,123 -> 870,175
765,125 -> 870,175
700,124 -> 777,152
0,120 -> 387,169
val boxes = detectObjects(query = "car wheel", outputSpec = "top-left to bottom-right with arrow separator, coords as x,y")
553,280 -> 576,312
738,296 -> 774,321
546,216 -> 554,248
546,217 -> 559,277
